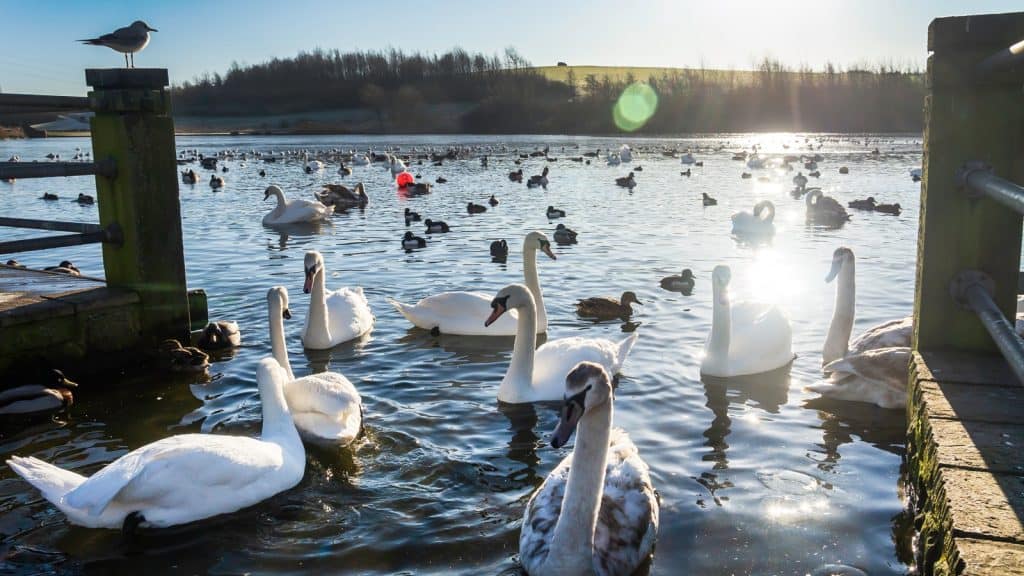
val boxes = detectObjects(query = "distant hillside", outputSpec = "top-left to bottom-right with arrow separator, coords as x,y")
534,65 -> 760,89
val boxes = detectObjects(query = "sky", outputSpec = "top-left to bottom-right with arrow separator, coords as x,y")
1,0 -> 1020,95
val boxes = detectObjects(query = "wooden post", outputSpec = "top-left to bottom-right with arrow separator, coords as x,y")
86,68 -> 191,343
914,13 -> 1024,353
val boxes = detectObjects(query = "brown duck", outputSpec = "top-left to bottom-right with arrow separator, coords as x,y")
575,291 -> 642,320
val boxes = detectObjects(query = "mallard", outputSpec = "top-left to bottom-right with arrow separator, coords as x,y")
209,174 -> 224,189
546,206 -> 566,219
403,181 -> 432,196
615,172 -> 636,188
424,219 -> 450,233
509,169 -> 524,182
660,269 -> 695,293
196,321 -> 241,350
848,197 -> 876,210
0,370 -> 77,416
45,261 -> 80,275
467,202 -> 487,214
157,339 -> 210,374
490,239 -> 509,259
875,203 -> 901,215
180,169 -> 199,184
702,192 -> 717,206
576,291 -> 642,320
402,231 -> 427,249
554,223 -> 577,245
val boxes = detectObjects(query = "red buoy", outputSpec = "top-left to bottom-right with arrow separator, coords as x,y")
396,172 -> 414,187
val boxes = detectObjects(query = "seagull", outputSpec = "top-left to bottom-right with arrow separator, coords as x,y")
78,21 -> 157,68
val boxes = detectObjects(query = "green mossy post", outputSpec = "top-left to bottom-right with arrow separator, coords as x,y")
913,13 -> 1024,352
86,68 -> 191,343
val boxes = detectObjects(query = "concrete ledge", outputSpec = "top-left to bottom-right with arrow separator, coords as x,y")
909,350 -> 1024,575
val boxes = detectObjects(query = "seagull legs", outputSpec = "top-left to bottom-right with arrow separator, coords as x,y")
130,52 -> 135,68
124,53 -> 129,68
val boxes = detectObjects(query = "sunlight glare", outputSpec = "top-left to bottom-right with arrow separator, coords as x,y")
613,82 -> 658,132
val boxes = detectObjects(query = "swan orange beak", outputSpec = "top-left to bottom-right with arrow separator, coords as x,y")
303,270 -> 313,294
541,244 -> 556,260
484,302 -> 506,327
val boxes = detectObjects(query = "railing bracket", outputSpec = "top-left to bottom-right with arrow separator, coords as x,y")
956,161 -> 992,198
950,269 -> 995,310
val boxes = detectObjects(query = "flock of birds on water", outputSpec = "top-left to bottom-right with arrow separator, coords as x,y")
2,135 -> 942,575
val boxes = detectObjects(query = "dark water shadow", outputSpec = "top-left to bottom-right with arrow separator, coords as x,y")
300,332 -> 373,373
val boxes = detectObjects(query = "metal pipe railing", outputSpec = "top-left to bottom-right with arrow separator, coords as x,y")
0,159 -> 116,180
977,38 -> 1024,76
951,270 -> 1024,385
0,223 -> 122,255
957,162 -> 1024,214
0,93 -> 90,111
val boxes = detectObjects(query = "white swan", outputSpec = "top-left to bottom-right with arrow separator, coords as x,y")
485,284 -> 638,403
520,362 -> 659,576
680,152 -> 696,165
731,200 -> 776,237
7,357 -> 304,530
268,287 -> 362,445
618,144 -> 632,163
389,231 -> 556,336
262,185 -> 333,226
351,153 -> 370,166
301,250 -> 374,349
701,265 -> 793,377
387,154 -> 407,176
303,153 -> 323,173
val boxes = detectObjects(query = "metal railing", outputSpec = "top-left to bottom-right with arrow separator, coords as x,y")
0,93 -> 118,256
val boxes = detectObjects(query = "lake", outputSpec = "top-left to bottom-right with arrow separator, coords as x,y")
0,133 -> 920,574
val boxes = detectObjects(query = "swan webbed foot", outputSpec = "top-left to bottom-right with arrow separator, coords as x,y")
122,511 -> 146,539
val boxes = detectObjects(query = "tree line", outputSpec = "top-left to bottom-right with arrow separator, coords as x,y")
172,48 -> 925,133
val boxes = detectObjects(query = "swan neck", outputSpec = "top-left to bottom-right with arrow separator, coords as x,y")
824,261 -> 856,365
709,283 -> 731,366
523,246 -> 546,332
260,375 -> 302,449
500,297 -> 537,402
546,401 -> 612,574
269,310 -> 295,381
308,272 -> 329,341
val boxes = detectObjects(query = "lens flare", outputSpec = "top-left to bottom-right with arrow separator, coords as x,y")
613,82 -> 658,132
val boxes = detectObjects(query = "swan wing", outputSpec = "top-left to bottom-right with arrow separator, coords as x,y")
388,292 -> 519,335
719,301 -> 794,376
811,347 -> 910,408
64,434 -> 285,517
530,338 -> 625,401
594,430 -> 659,576
848,316 -> 912,353
520,452 -> 572,575
278,199 -> 333,224
285,372 -> 362,445
325,286 -> 375,342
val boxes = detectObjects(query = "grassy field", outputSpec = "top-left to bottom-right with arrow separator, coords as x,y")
533,65 -> 761,87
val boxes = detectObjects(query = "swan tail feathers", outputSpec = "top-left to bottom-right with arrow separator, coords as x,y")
388,298 -> 425,328
8,456 -> 87,504
614,332 -> 640,371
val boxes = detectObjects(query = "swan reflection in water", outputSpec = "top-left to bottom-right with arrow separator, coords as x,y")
496,401 -> 542,491
266,220 -> 327,252
301,331 -> 372,374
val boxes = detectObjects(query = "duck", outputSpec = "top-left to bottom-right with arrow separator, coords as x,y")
317,183 -> 368,209
156,339 -> 210,374
262,185 -> 333,225
7,357 -> 305,531
258,169 -> 266,177
808,170 -> 821,178
209,174 -> 224,189
528,167 -> 549,189
76,193 -> 95,205
488,194 -> 499,206
467,202 -> 487,214
576,291 -> 642,320
660,269 -> 695,294
301,250 -> 374,349
606,152 -> 621,166
741,172 -> 752,179
404,208 -> 422,225
701,265 -> 794,377
509,169 -> 524,182
424,219 -> 450,233
45,261 -> 80,275
793,172 -> 807,190
847,197 -> 877,211
910,168 -> 922,182
633,165 -> 643,172
180,169 -> 199,184
553,223 -> 577,245
702,192 -> 717,206
41,193 -> 59,201
5,260 -> 25,269
519,362 -> 659,576
615,172 -> 636,188
809,247 -> 911,409
338,162 -> 352,176
839,166 -> 850,174
731,200 -> 776,237
196,321 -> 241,350
485,284 -> 638,403
435,176 -> 448,184
680,169 -> 692,177
546,206 -> 566,219
875,203 -> 902,215
403,181 -> 432,196
0,370 -> 77,417
680,152 -> 696,164
303,153 -> 324,173
806,189 -> 850,224
402,231 -> 427,249
389,232 -> 556,336
490,239 -> 509,260
267,287 -> 362,445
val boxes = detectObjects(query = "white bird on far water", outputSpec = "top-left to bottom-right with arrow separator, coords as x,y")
78,21 -> 157,68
